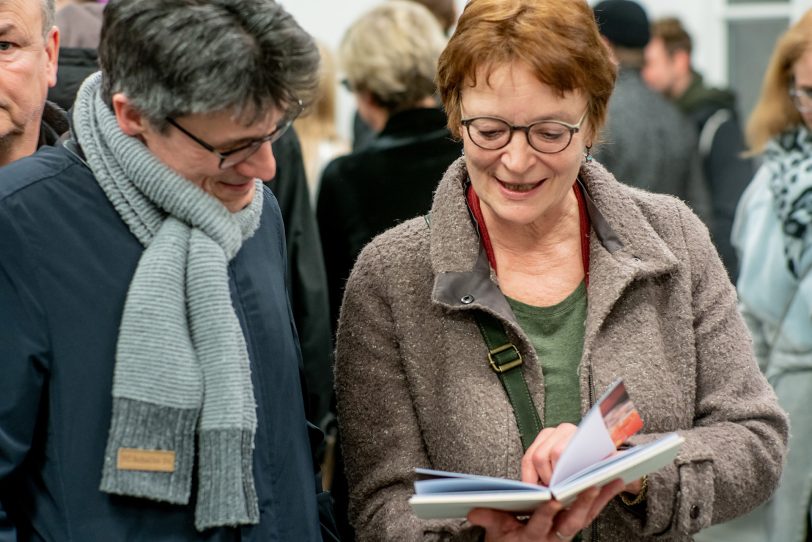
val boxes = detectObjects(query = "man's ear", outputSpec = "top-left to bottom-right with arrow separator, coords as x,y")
45,26 -> 59,88
111,94 -> 148,136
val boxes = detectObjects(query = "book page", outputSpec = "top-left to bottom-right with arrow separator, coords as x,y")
549,379 -> 644,486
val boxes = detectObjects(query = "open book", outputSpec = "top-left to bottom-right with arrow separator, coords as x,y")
409,380 -> 684,519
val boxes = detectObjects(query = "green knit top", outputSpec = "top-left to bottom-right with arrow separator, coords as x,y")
506,281 -> 586,428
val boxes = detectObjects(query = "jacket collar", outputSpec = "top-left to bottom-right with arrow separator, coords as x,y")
37,101 -> 70,150
429,157 -> 679,336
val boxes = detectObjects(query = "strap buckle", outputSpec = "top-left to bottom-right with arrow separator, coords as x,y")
488,343 -> 523,373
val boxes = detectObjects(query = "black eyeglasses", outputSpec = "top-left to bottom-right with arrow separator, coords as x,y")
790,86 -> 812,113
460,109 -> 588,154
166,100 -> 303,169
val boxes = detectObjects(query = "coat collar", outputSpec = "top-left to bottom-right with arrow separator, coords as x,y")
429,157 -> 679,340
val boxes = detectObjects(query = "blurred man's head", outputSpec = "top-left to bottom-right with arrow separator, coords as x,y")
0,0 -> 59,165
643,17 -> 693,99
592,0 -> 650,69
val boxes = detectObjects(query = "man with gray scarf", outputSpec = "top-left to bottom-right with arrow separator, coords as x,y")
0,0 -> 335,540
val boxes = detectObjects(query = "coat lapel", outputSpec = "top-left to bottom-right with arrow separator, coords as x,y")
426,157 -> 681,350
579,161 -> 680,356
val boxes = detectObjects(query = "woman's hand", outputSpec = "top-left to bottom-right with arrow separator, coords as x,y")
521,423 -> 578,485
468,479 -> 625,541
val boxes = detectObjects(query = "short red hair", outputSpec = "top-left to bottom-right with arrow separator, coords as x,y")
437,0 -> 616,140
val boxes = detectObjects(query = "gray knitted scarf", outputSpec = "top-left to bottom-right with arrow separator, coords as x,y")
73,73 -> 263,530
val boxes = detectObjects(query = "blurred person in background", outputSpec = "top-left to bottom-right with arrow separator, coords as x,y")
0,0 -> 65,167
643,17 -> 753,281
592,0 -> 712,227
48,0 -> 104,110
715,9 -> 812,542
266,128 -> 334,436
317,0 -> 460,331
294,41 -> 350,203
351,0 -> 458,150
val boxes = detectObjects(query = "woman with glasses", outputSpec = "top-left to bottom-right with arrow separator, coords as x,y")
725,9 -> 812,542
334,1 -> 787,541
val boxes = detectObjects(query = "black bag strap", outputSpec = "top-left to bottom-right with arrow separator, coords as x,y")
473,311 -> 542,451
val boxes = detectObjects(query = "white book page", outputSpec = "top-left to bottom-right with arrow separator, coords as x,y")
549,404 -> 615,486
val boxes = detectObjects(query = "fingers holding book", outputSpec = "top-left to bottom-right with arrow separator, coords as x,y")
467,479 -> 625,542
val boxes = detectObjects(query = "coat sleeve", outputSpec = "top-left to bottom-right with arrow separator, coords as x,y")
624,204 -> 788,537
334,240 -> 483,542
0,210 -> 51,542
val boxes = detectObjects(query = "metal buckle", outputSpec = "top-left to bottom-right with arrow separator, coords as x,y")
488,343 -> 523,373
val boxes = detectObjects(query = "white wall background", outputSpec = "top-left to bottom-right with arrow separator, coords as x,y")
282,0 -> 812,142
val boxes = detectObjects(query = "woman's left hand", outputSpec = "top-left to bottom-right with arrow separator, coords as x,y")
468,479 -> 625,541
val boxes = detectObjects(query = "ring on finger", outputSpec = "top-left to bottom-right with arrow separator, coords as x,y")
555,531 -> 575,541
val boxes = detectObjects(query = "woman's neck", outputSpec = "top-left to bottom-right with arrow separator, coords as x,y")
482,189 -> 581,263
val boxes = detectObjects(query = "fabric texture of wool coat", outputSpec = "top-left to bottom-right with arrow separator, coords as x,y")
334,156 -> 788,542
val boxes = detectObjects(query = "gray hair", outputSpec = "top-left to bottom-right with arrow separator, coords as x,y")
98,0 -> 320,131
41,0 -> 55,37
340,0 -> 447,112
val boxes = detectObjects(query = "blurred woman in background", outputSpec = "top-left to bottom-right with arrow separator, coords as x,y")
730,9 -> 812,542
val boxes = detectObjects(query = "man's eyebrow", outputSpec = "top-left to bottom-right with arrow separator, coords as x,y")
0,23 -> 13,37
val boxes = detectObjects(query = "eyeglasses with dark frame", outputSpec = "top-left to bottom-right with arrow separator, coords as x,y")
460,109 -> 588,154
165,100 -> 303,170
789,85 -> 812,113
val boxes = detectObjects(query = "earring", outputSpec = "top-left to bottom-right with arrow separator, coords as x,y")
584,145 -> 593,163
461,147 -> 465,157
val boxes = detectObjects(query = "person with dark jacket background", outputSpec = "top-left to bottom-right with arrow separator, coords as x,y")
0,0 -> 66,166
48,0 -> 104,111
317,0 -> 461,331
592,0 -> 712,227
0,0 -> 337,540
267,129 -> 334,428
643,17 -> 753,281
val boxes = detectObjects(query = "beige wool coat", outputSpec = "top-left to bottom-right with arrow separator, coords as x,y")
334,157 -> 788,541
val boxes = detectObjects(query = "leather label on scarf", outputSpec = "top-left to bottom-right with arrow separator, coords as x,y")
117,448 -> 176,472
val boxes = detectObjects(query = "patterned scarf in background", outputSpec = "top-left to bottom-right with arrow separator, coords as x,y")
766,125 -> 812,278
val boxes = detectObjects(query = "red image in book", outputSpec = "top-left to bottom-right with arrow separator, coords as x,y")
598,381 -> 644,447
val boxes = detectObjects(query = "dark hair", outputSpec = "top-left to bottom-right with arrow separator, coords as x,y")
98,0 -> 320,130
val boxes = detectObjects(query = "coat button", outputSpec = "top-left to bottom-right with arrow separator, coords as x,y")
690,505 -> 700,519
461,294 -> 474,304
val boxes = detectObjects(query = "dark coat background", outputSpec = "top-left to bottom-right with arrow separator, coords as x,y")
268,130 -> 333,426
0,145 -> 323,541
317,107 -> 462,329
674,72 -> 754,281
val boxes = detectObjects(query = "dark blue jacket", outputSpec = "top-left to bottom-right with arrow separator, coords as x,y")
0,145 -> 323,541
